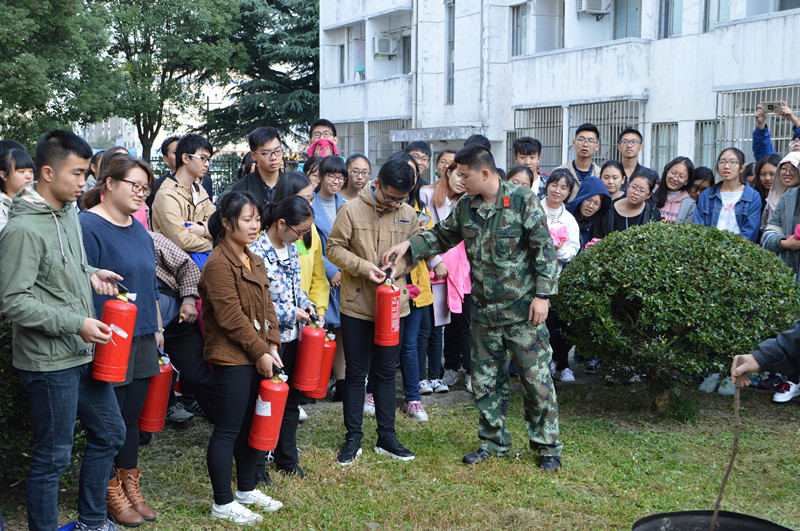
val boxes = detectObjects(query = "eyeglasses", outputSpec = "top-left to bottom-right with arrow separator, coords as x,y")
666,170 -> 689,181
326,173 -> 346,183
781,167 -> 799,177
377,181 -> 409,204
575,137 -> 598,145
619,139 -> 640,146
298,193 -> 314,205
411,154 -> 431,164
121,179 -> 152,197
287,225 -> 311,238
258,149 -> 284,159
627,185 -> 650,196
348,170 -> 371,178
187,154 -> 211,164
310,130 -> 334,140
717,159 -> 741,167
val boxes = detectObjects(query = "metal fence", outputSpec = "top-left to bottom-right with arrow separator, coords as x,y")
509,106 -> 563,174
336,121 -> 366,158
694,119 -> 719,169
567,100 -> 645,166
368,119 -> 411,172
650,122 -> 678,174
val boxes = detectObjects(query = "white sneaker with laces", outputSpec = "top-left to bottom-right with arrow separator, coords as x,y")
772,381 -> 800,403
363,393 -> 375,416
406,400 -> 429,421
298,406 -> 308,422
211,501 -> 265,525
559,368 -> 576,382
234,489 -> 283,512
418,379 -> 433,395
465,373 -> 473,394
430,379 -> 449,393
442,369 -> 459,386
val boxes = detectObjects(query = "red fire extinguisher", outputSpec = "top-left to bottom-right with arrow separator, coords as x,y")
374,276 -> 400,346
303,332 -> 337,399
92,296 -> 138,382
291,323 -> 326,391
138,355 -> 174,432
249,373 -> 289,451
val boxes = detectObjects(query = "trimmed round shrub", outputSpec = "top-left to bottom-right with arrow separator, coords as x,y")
0,313 -> 32,485
555,222 -> 800,407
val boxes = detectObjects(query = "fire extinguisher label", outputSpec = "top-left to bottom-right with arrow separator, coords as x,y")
109,323 -> 129,339
255,396 -> 272,416
391,298 -> 400,332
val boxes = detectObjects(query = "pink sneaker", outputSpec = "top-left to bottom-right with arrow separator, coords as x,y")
363,393 -> 375,416
406,400 -> 429,421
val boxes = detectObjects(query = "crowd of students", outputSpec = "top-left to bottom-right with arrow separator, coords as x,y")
2,102 -> 800,529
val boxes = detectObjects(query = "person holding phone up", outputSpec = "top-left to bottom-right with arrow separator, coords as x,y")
382,144 -> 563,472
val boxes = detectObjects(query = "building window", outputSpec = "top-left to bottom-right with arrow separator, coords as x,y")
336,122 -> 366,160
694,120 -> 719,169
568,100 -> 645,168
717,85 -> 800,160
509,106 -> 563,174
533,0 -> 564,53
445,1 -> 455,104
511,3 -> 528,57
338,45 -> 345,84
705,0 -> 731,30
368,119 -> 411,172
650,123 -> 678,174
780,0 -> 800,10
401,35 -> 412,75
660,0 -> 683,38
614,0 -> 640,39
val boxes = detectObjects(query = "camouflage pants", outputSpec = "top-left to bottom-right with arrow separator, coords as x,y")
471,320 -> 562,457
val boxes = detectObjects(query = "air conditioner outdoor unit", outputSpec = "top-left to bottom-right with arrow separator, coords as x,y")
577,0 -> 612,16
374,36 -> 398,56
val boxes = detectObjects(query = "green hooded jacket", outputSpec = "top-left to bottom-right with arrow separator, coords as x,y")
0,183 -> 98,372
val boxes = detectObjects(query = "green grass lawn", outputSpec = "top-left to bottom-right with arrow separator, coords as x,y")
3,379 -> 800,530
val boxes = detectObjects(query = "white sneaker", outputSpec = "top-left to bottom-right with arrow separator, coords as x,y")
559,368 -> 576,382
234,489 -> 283,512
430,378 -> 449,393
465,373 -> 473,394
772,381 -> 800,403
363,393 -> 375,416
211,501 -> 265,525
406,400 -> 429,421
442,369 -> 459,386
550,362 -> 556,377
418,379 -> 433,395
298,406 -> 308,422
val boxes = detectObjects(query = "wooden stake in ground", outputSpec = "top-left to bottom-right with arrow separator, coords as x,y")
709,359 -> 742,531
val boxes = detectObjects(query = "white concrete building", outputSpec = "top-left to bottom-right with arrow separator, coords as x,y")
320,0 -> 800,178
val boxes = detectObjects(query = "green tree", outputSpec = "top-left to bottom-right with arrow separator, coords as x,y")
200,0 -> 319,147
103,0 -> 245,160
0,1 -> 116,149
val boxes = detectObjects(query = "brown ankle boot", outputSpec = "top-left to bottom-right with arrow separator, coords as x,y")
118,467 -> 158,521
107,472 -> 144,527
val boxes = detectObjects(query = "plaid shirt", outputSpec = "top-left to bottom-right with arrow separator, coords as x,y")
149,231 -> 200,300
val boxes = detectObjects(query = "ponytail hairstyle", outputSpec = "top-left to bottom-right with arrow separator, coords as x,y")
207,190 -> 261,243
274,170 -> 314,248
653,156 -> 694,208
0,148 -> 34,194
262,195 -> 314,232
81,154 -> 155,209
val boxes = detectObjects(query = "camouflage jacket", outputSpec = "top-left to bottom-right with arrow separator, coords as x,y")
409,178 -> 558,326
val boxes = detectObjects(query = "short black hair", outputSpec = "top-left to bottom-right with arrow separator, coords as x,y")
513,137 -> 542,157
506,165 -> 534,184
617,128 -> 642,144
0,148 -> 34,193
404,141 -> 431,158
0,139 -> 26,160
575,123 -> 600,143
160,135 -> 181,156
175,134 -> 213,170
546,169 -> 577,195
275,171 -> 312,203
208,191 -> 261,242
464,134 -> 491,151
377,158 -> 415,193
34,130 -> 92,175
454,144 -> 496,173
247,127 -> 280,152
309,119 -> 337,138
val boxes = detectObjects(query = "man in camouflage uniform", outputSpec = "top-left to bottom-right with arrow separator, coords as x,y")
382,144 -> 562,471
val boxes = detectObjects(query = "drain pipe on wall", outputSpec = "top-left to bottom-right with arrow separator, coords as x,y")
411,0 -> 418,130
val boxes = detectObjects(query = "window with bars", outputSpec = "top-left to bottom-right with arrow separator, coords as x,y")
368,119 -> 411,172
694,120 -> 719,168
567,100 -> 645,167
511,3 -> 528,57
650,122 -> 678,174
716,84 -> 800,162
509,106 -> 563,174
335,122 -> 365,159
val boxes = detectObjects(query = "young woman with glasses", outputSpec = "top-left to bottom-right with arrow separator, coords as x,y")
597,170 -> 661,237
340,154 -> 371,202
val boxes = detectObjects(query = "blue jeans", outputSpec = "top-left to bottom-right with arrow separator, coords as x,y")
399,305 -> 425,402
417,306 -> 443,380
18,363 -> 125,531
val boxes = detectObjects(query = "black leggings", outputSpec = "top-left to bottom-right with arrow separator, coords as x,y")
207,364 -> 263,505
547,308 -> 571,372
113,378 -> 151,470
443,294 -> 472,374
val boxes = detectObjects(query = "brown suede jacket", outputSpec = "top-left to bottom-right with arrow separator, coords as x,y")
199,237 -> 281,365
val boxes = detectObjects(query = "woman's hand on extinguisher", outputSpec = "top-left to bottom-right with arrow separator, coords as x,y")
155,331 -> 164,351
368,266 -> 387,284
91,269 -> 123,297
295,307 -> 312,323
255,353 -> 276,378
80,318 -> 112,344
